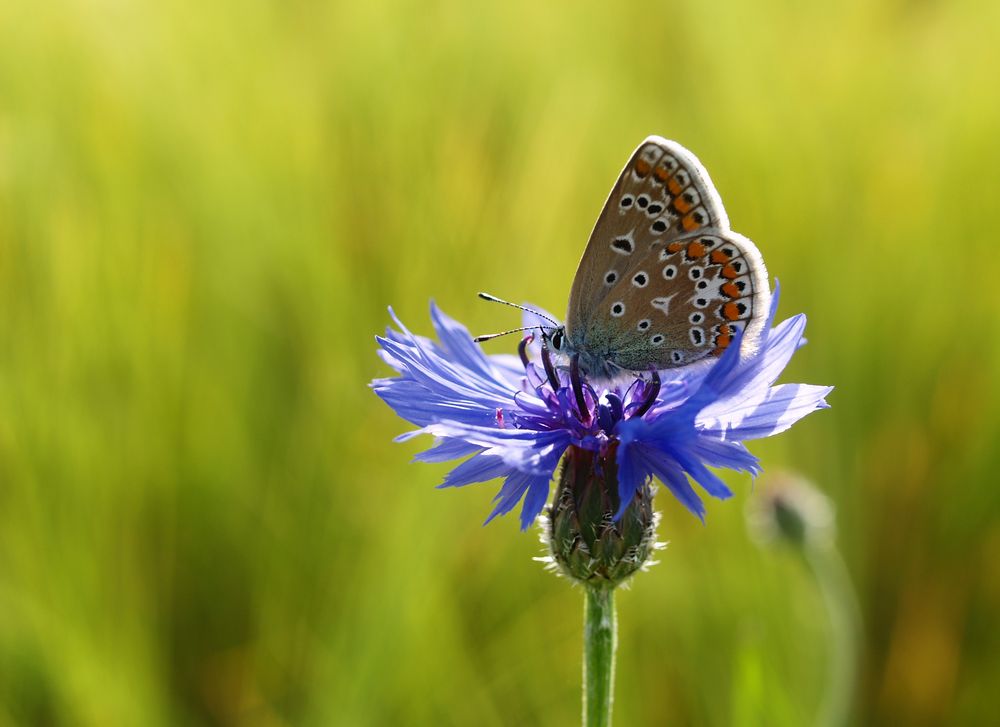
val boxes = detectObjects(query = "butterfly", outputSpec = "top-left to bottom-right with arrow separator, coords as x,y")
479,136 -> 771,381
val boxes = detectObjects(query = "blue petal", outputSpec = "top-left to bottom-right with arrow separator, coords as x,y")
374,304 -> 555,433
708,314 -> 807,408
414,438 -> 484,463
670,447 -> 734,500
383,312 -> 524,399
439,453 -> 511,488
484,471 -> 532,524
706,384 -> 833,440
615,438 -> 648,520
374,379 -> 501,429
519,475 -> 553,530
687,436 -> 761,475
646,449 -> 707,521
430,302 -> 512,384
674,325 -> 749,416
490,353 -> 528,386
376,335 -> 512,404
751,314 -> 807,387
626,442 -> 706,521
762,279 -> 781,336
423,421 -> 570,477
483,470 -> 554,530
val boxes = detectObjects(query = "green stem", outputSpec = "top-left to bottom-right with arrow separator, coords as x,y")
805,545 -> 861,727
583,585 -> 617,727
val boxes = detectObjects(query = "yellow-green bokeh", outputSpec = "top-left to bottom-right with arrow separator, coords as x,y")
1,0 -> 998,724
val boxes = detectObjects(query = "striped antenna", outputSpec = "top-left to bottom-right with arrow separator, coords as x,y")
477,292 -> 559,327
473,326 -> 542,343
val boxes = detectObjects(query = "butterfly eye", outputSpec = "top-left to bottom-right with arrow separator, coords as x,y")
610,301 -> 626,318
551,330 -> 565,350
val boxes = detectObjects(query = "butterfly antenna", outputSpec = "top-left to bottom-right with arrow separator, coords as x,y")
473,326 -> 541,343
477,292 -> 559,326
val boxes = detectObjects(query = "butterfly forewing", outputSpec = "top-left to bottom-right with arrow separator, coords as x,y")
566,137 -> 770,372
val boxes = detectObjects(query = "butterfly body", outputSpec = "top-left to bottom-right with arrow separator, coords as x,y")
547,136 -> 771,380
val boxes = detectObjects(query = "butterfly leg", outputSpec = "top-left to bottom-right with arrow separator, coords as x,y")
517,333 -> 534,369
630,370 -> 661,419
570,354 -> 592,425
539,335 -> 561,392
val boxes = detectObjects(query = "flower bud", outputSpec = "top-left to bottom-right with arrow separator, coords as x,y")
543,445 -> 659,586
747,471 -> 834,549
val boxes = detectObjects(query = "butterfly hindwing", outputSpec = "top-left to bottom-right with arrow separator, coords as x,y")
602,228 -> 770,369
565,137 -> 770,373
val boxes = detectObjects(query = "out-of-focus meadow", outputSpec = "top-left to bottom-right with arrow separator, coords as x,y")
1,0 -> 998,725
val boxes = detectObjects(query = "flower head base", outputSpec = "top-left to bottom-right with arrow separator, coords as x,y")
372,284 -> 831,532
543,446 -> 660,586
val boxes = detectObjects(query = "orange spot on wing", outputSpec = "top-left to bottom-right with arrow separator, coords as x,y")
667,241 -> 685,253
685,241 -> 707,259
682,214 -> 702,231
654,165 -> 670,182
712,325 -> 733,355
720,264 -> 739,279
666,177 -> 683,196
723,302 -> 742,320
635,159 -> 651,177
673,195 -> 694,214
710,250 -> 730,264
720,282 -> 740,298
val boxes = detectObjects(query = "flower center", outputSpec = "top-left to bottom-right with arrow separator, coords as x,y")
518,332 -> 661,433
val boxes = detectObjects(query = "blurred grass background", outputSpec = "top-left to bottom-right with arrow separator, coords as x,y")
1,0 -> 998,724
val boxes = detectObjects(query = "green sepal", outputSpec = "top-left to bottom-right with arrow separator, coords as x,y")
547,445 -> 657,587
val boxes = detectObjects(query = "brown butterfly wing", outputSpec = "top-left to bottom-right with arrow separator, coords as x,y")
565,137 -> 770,370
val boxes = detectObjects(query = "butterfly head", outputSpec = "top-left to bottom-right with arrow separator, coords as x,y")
545,326 -> 567,353
475,293 -> 634,383
474,292 -> 566,346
